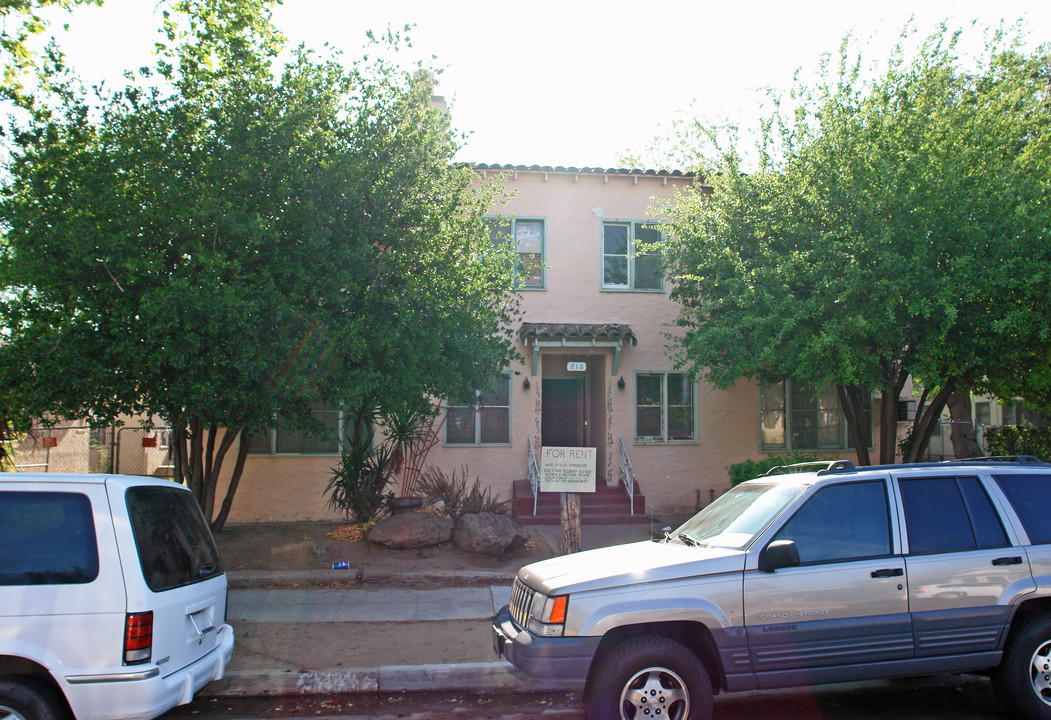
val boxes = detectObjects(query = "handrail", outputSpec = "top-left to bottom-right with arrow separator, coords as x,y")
618,436 -> 636,515
527,437 -> 541,516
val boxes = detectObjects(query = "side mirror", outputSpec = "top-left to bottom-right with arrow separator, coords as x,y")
760,540 -> 800,572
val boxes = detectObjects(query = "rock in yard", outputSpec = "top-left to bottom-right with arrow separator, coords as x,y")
368,512 -> 455,549
454,512 -> 530,556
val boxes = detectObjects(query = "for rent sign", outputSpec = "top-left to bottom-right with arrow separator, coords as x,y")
540,446 -> 597,493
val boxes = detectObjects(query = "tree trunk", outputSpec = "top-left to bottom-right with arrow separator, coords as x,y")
560,492 -> 581,555
947,392 -> 978,459
837,385 -> 872,466
201,424 -> 239,522
906,383 -> 956,463
212,430 -> 250,533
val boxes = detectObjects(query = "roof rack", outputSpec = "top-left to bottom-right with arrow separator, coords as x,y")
762,460 -> 857,477
948,455 -> 1045,464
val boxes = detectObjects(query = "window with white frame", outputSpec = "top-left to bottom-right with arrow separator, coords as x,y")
446,374 -> 511,445
602,221 -> 663,291
246,402 -> 343,455
636,372 -> 696,443
488,217 -> 545,289
760,381 -> 872,451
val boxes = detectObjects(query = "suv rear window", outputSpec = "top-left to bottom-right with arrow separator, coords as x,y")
0,491 -> 99,585
126,485 -> 223,592
993,473 -> 1051,545
900,476 -> 1008,554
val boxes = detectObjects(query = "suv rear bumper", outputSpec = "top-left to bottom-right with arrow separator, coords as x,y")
62,623 -> 234,720
492,605 -> 599,691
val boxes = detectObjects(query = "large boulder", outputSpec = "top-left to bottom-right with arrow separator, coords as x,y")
368,512 -> 454,550
454,512 -> 530,556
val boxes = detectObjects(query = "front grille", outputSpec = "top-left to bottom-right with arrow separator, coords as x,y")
509,577 -> 536,629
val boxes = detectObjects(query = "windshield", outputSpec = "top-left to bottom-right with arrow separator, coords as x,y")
673,481 -> 806,549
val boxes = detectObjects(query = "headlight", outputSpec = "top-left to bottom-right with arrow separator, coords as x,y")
526,593 -> 568,637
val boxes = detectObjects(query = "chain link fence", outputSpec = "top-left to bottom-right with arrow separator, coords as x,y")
7,425 -> 173,477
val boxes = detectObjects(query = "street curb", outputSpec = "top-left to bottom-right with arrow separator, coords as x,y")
200,661 -> 571,698
228,569 -> 516,589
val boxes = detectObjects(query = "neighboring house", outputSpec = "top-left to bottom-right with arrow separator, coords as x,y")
919,395 -> 1049,462
226,164 -> 890,523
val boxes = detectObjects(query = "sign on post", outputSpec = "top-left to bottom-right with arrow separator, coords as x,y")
540,446 -> 596,493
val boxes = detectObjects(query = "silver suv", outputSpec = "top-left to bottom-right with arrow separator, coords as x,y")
0,473 -> 234,720
493,459 -> 1051,720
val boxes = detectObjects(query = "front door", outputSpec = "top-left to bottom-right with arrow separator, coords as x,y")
542,378 -> 586,448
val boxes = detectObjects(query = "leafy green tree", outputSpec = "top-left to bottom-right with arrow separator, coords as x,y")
0,1 -> 520,528
660,23 -> 1051,465
0,0 -> 103,97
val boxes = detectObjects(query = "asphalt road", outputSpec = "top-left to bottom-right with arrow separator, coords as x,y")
163,673 -> 1013,720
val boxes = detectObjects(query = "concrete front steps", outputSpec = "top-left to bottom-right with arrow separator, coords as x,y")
512,478 -> 648,526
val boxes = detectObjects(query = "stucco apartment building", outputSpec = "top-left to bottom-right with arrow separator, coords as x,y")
225,164 -> 883,524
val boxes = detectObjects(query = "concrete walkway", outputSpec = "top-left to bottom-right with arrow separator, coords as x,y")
227,585 -> 512,623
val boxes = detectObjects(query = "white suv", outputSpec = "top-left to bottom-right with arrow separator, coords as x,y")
0,473 -> 234,720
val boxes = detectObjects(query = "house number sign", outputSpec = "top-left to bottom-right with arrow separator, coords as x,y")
567,362 -> 587,372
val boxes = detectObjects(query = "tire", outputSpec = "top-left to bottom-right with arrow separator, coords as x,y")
993,613 -> 1051,720
0,679 -> 65,720
586,635 -> 713,720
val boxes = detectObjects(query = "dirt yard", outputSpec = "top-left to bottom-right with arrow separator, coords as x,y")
214,519 -> 555,579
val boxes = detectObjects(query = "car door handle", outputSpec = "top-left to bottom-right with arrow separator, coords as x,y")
871,568 -> 904,578
992,556 -> 1023,566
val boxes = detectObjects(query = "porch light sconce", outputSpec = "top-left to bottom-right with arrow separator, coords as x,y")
523,377 -> 531,390
617,376 -> 626,390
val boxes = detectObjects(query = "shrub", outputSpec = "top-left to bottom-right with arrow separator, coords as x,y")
416,464 -> 510,520
985,426 -> 1051,462
324,400 -> 436,522
325,429 -> 395,523
727,453 -> 823,486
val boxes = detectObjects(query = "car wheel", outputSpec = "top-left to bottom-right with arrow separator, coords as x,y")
0,679 -> 65,720
586,636 -> 713,720
993,613 -> 1051,720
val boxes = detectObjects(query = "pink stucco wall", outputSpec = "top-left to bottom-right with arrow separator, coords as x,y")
430,167 -> 759,515
219,167 -> 775,522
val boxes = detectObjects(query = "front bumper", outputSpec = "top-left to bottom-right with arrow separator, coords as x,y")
492,605 -> 600,692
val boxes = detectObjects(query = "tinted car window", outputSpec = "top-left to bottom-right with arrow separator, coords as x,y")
127,485 -> 223,592
772,481 -> 891,564
900,476 -> 1009,554
0,491 -> 99,585
994,473 -> 1051,544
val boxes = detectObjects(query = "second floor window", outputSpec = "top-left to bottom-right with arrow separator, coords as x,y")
489,217 -> 545,289
602,221 -> 663,291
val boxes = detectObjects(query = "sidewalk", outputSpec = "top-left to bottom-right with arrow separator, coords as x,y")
202,516 -> 689,699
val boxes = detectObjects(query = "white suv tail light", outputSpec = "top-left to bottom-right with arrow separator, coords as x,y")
123,611 -> 153,665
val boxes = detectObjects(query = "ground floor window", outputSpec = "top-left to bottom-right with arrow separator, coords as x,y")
445,374 -> 511,446
246,403 -> 343,455
635,372 -> 695,443
761,381 -> 872,451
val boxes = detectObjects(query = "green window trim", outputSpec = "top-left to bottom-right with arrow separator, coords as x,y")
445,374 -> 512,446
760,380 -> 873,452
635,372 -> 697,444
246,403 -> 346,456
488,216 -> 546,290
601,220 -> 664,292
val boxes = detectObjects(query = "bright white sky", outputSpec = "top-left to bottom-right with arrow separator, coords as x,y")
46,0 -> 1051,169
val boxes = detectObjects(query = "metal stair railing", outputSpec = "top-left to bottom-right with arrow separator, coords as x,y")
527,436 -> 542,516
619,436 -> 636,515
